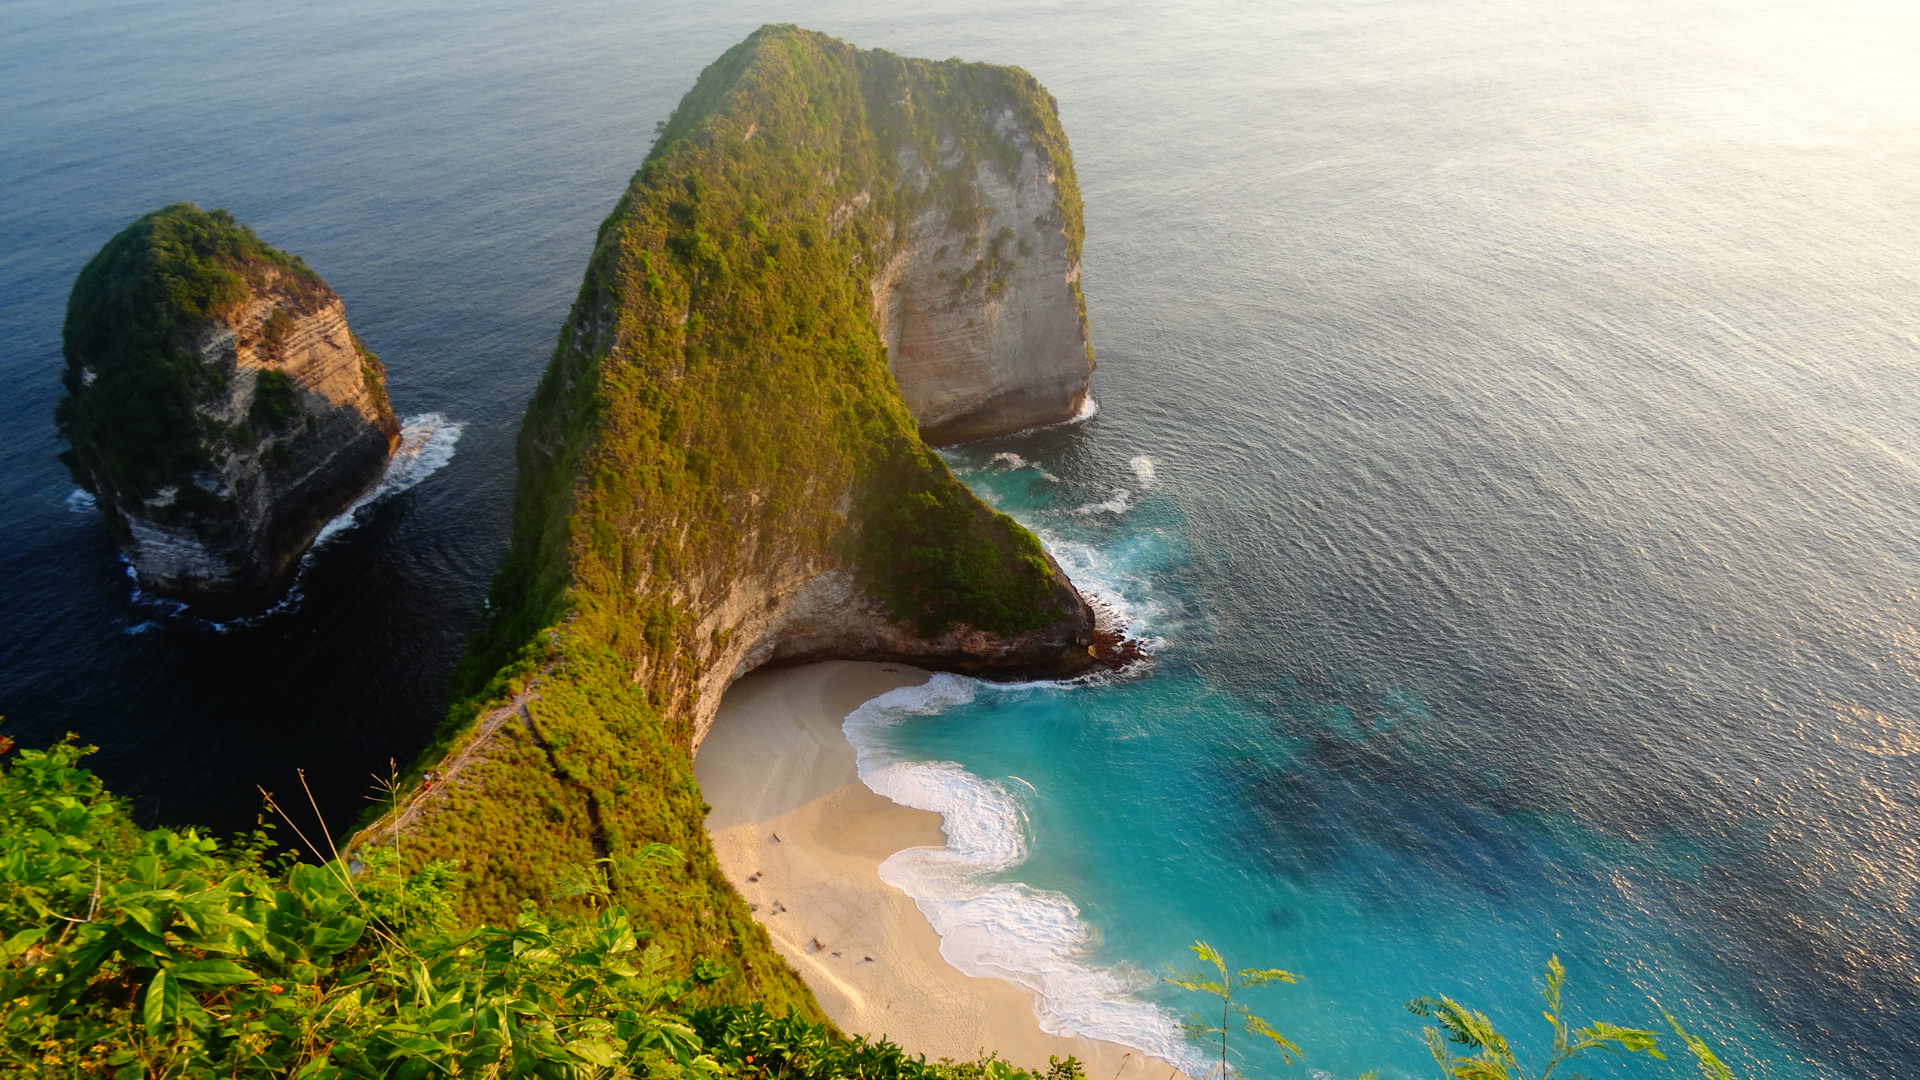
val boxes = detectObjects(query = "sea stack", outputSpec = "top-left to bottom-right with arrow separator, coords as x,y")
56,204 -> 400,614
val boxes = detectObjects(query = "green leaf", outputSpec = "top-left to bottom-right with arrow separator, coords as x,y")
116,917 -> 172,957
0,926 -> 45,962
567,1039 -> 621,1067
143,970 -> 178,1036
1663,1012 -> 1738,1080
1190,940 -> 1227,980
309,910 -> 367,951
117,899 -> 163,933
1242,1012 -> 1303,1064
1409,996 -> 1506,1055
1575,1020 -> 1663,1058
168,958 -> 258,987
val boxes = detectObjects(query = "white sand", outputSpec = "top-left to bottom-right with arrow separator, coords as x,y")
696,661 -> 1180,1080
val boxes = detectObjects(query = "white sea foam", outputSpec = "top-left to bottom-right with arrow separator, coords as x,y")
123,413 -> 464,629
1074,487 -> 1132,517
843,677 -> 1207,1074
310,412 -> 465,549
985,452 -> 1061,482
66,489 -> 97,513
1044,533 -> 1139,634
1129,455 -> 1158,487
985,393 -> 1100,442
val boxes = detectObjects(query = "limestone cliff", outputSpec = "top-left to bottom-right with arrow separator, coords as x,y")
459,25 -> 1107,745
360,26 -> 1106,1017
57,204 -> 400,614
871,80 -> 1094,443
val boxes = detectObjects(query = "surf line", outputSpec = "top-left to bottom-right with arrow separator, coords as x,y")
116,412 -> 464,631
841,677 -> 1207,1074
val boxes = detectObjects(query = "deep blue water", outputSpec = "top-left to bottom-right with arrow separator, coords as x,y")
4,1 -> 1917,1078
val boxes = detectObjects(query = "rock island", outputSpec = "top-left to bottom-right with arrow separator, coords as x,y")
58,204 -> 399,614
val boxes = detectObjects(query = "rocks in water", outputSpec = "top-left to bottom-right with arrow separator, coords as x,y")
56,203 -> 399,614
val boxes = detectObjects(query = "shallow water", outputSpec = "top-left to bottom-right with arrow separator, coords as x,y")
3,1 -> 1917,1077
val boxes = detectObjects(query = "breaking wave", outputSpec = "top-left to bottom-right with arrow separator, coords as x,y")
123,413 -> 463,630
985,451 -> 1062,482
1074,487 -> 1132,516
311,413 -> 465,549
842,677 -> 1206,1075
1068,393 -> 1100,425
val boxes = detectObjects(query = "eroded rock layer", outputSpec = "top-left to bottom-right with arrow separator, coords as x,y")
872,88 -> 1094,443
58,204 -> 399,613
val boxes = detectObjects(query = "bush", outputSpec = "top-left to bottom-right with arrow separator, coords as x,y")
0,738 -> 1092,1080
250,370 -> 299,427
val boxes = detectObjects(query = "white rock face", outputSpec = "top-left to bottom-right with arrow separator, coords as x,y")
871,107 -> 1093,445
105,267 -> 399,611
685,558 -> 1094,752
124,517 -> 225,587
171,275 -> 395,527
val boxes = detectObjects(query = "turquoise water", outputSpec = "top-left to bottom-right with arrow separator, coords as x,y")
5,1 -> 1918,1077
863,450 -> 1850,1080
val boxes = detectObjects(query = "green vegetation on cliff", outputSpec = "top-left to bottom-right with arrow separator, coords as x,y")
56,204 -> 327,506
463,24 -> 1084,688
0,737 -> 1094,1079
367,25 -> 1093,1021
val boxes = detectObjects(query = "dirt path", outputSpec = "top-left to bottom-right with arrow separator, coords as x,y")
352,684 -> 541,851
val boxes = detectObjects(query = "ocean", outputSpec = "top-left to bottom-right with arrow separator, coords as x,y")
2,1 -> 1915,1077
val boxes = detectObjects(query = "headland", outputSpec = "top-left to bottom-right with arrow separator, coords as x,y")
351,22 -> 1117,1025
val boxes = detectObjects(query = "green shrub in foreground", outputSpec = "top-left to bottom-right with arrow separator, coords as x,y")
0,737 -> 1081,1080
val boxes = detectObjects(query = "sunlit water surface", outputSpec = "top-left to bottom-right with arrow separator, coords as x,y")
4,2 -> 1918,1077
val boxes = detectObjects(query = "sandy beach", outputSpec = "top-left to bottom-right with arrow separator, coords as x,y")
695,661 -> 1178,1080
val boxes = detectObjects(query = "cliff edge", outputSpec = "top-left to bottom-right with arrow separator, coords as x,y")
57,204 -> 400,614
357,27 -> 1104,1019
